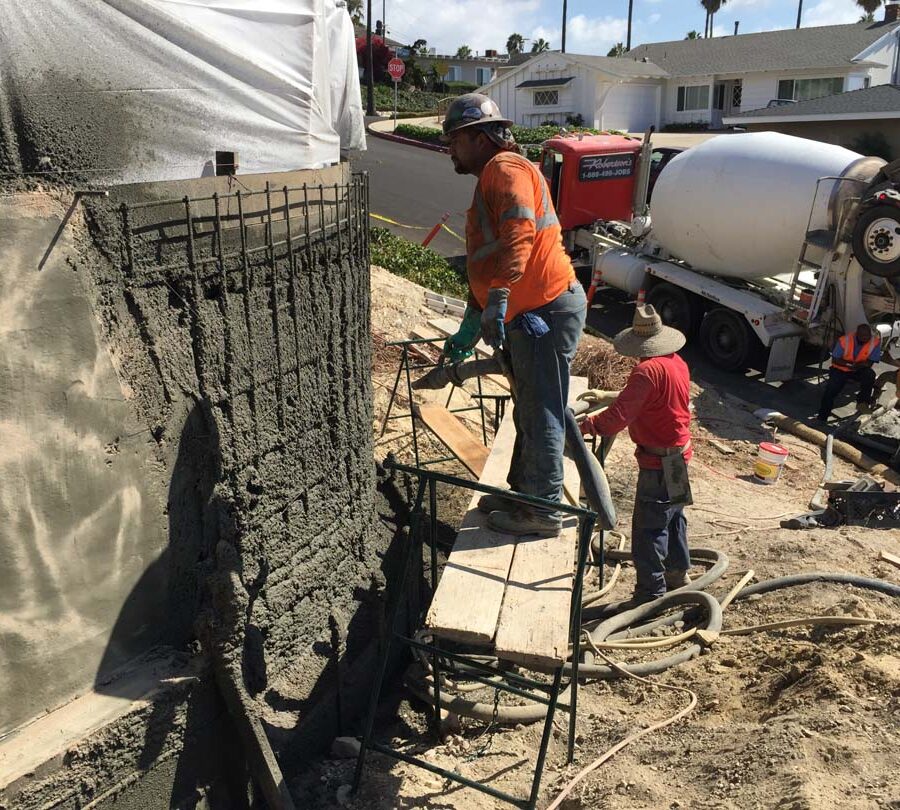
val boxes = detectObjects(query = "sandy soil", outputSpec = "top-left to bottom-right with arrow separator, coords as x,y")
293,268 -> 900,810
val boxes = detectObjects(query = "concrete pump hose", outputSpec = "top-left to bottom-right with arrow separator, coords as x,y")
731,571 -> 900,600
563,408 -> 617,530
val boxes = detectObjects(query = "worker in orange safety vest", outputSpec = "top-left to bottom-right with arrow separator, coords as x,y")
816,323 -> 882,422
440,94 -> 587,538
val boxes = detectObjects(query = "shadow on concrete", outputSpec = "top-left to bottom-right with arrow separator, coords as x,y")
94,398 -> 250,808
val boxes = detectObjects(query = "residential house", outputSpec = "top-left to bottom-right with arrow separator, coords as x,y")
401,49 -> 509,87
628,5 -> 900,128
723,83 -> 900,158
478,50 -> 668,132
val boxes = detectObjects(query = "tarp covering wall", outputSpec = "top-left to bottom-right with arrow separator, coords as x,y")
0,0 -> 365,184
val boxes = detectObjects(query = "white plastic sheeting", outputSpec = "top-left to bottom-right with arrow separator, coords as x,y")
0,0 -> 365,184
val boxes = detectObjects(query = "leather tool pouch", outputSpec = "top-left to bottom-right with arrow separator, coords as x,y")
662,452 -> 693,507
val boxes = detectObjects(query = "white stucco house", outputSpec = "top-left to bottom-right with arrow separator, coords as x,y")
480,4 -> 900,133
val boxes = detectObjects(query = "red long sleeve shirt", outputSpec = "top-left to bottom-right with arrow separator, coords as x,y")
584,353 -> 693,470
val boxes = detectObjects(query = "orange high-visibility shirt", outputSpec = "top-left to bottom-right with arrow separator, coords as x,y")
832,332 -> 881,372
465,151 -> 576,321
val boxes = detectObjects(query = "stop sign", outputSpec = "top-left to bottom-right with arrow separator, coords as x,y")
387,57 -> 405,82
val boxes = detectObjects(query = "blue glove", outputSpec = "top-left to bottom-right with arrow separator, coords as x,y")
443,305 -> 481,362
481,287 -> 509,349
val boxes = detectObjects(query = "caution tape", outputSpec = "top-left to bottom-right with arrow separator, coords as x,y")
369,212 -> 465,244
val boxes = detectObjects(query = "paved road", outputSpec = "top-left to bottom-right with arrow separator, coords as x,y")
352,129 -> 896,454
350,130 -> 471,259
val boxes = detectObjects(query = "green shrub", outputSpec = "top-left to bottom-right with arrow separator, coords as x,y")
395,123 -> 443,143
662,122 -> 709,132
369,228 -> 468,298
372,84 -> 443,112
445,81 -> 479,93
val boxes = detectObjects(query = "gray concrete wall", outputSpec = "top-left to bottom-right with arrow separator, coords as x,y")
0,164 -> 388,808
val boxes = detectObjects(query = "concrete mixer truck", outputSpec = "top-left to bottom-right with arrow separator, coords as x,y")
540,130 -> 900,381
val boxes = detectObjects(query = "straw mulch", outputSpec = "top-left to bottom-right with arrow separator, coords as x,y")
572,334 -> 637,391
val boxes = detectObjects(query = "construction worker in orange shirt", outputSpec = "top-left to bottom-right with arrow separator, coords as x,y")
816,323 -> 882,422
440,94 -> 587,538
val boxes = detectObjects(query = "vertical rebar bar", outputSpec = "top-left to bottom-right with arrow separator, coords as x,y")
283,186 -> 303,394
265,183 -> 285,430
213,192 -> 235,409
403,346 -> 420,467
528,666 -> 563,809
237,190 -> 260,447
334,182 -> 342,258
121,203 -> 135,277
183,196 -> 208,398
567,513 -> 594,764
318,183 -> 326,248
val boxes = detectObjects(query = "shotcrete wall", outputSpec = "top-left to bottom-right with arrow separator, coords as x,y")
0,166 -> 384,807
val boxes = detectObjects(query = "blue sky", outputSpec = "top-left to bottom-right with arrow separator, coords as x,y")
375,0 -> 879,56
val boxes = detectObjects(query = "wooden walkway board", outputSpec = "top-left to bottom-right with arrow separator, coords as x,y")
425,413 -> 519,644
426,376 -> 588,667
494,377 -> 585,668
414,404 -> 490,478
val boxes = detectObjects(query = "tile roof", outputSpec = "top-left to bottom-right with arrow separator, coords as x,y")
729,83 -> 900,119
627,20 -> 899,77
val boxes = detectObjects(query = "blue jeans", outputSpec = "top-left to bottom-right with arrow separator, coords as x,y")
632,468 -> 691,598
506,284 -> 587,513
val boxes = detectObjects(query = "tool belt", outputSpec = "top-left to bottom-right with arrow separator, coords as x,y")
638,439 -> 692,458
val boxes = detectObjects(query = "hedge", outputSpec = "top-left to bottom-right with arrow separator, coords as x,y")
373,84 -> 443,112
369,227 -> 468,299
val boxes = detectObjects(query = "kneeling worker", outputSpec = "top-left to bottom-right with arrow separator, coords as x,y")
580,304 -> 693,603
816,323 -> 881,422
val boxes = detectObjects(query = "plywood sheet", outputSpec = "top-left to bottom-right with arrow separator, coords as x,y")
414,404 -> 490,478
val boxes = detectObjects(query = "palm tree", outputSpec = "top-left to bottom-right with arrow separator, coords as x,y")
531,38 -> 551,53
701,0 -> 727,37
506,32 -> 525,54
607,42 -> 627,57
456,45 -> 472,58
856,0 -> 882,21
626,0 -> 635,50
685,30 -> 700,39
346,0 -> 363,25
562,0 -> 568,53
796,0 -> 803,28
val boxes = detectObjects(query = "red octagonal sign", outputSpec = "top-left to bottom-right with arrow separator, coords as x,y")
387,57 -> 405,81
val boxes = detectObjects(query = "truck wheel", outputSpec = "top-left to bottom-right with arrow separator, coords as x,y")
647,283 -> 702,338
699,308 -> 755,371
852,204 -> 900,278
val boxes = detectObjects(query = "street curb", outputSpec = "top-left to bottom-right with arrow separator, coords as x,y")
366,124 -> 448,154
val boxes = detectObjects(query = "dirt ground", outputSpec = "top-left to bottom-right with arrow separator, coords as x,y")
293,267 -> 900,810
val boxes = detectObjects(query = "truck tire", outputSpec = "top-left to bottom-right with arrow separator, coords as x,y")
852,204 -> 900,278
646,283 -> 702,339
699,308 -> 755,371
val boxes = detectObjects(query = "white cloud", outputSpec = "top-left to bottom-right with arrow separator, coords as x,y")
384,0 -> 543,54
648,12 -> 662,24
801,0 -> 864,26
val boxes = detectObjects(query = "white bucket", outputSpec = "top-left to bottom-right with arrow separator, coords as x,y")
753,442 -> 789,484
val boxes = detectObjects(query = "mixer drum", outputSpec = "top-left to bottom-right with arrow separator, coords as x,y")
650,132 -> 884,279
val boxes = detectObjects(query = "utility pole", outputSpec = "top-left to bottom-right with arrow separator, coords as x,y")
561,0 -> 567,52
796,0 -> 803,29
382,0 -> 386,39
626,0 -> 634,50
366,0 -> 375,115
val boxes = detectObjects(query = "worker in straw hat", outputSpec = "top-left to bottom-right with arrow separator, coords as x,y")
580,304 -> 693,603
439,93 -> 587,538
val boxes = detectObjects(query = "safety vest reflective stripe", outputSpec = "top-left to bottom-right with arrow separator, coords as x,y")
833,334 -> 879,371
535,174 -> 559,230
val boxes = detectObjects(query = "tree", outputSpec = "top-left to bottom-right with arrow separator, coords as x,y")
701,0 -> 727,37
685,30 -> 700,39
456,45 -> 472,58
506,32 -> 525,54
626,0 -> 635,50
531,38 -> 550,53
856,0 -> 882,20
411,38 -> 428,56
607,42 -> 627,57
346,0 -> 363,25
356,35 -> 391,83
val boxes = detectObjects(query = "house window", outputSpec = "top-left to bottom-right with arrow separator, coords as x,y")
444,66 -> 462,81
534,90 -> 559,106
476,67 -> 492,85
777,77 -> 844,101
732,80 -> 743,108
676,84 -> 710,112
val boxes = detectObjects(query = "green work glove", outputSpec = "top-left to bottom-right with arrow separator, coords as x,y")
577,389 -> 620,407
443,305 -> 481,363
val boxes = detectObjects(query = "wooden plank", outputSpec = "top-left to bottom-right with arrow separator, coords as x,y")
414,404 -> 490,478
879,550 -> 900,569
493,377 -> 587,668
425,413 -> 520,645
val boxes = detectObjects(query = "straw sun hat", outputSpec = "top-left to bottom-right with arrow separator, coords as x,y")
613,304 -> 686,358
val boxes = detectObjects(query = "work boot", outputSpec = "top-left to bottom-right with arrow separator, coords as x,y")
664,569 -> 691,590
487,509 -> 561,538
477,493 -> 517,514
